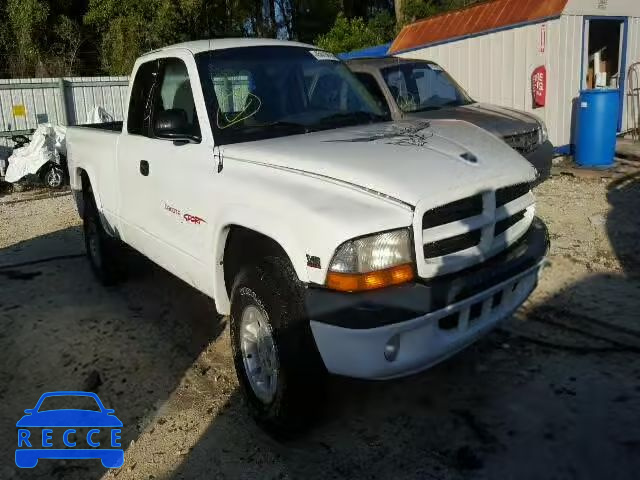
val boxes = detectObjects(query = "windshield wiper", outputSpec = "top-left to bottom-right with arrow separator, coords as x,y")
412,100 -> 464,113
317,111 -> 388,126
240,121 -> 310,134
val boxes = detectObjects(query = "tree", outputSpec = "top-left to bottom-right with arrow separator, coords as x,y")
400,0 -> 439,24
4,0 -> 49,77
85,0 -> 259,75
315,11 -> 396,54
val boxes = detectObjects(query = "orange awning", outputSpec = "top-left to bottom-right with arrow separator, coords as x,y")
389,0 -> 568,54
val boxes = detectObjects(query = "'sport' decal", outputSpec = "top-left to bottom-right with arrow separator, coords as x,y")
163,202 -> 206,225
184,214 -> 206,225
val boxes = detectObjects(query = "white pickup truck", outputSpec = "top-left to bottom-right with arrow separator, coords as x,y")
67,38 -> 548,433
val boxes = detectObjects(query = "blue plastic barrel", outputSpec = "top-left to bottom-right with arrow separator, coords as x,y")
574,89 -> 619,168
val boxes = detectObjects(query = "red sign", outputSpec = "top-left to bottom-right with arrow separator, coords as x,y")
532,66 -> 546,108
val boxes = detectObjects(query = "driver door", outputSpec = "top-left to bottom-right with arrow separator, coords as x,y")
117,55 -> 215,291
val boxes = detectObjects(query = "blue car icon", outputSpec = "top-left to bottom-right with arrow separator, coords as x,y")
16,391 -> 124,468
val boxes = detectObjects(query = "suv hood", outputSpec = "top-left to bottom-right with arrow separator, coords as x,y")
224,119 -> 537,207
405,103 -> 541,138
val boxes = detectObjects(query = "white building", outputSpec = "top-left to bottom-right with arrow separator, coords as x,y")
389,0 -> 640,154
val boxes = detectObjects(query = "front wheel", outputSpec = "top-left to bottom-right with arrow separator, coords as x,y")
230,256 -> 326,436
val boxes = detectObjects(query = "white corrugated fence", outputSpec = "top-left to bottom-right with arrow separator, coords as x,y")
0,76 -> 129,154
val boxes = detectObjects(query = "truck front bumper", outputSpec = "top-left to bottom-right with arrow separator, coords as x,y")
306,218 -> 549,380
525,140 -> 554,183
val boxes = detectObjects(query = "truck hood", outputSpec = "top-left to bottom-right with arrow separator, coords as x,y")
405,103 -> 541,138
223,119 -> 537,207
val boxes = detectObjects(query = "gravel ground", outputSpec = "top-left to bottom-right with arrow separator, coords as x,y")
0,173 -> 639,480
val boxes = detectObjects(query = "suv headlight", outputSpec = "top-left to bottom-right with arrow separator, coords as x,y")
326,229 -> 415,292
538,120 -> 548,144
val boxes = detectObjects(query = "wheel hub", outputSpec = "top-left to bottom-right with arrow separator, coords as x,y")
46,168 -> 62,188
239,304 -> 279,404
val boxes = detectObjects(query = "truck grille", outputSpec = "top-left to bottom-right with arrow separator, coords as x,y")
422,195 -> 483,229
503,129 -> 540,155
424,230 -> 482,258
416,183 -> 535,278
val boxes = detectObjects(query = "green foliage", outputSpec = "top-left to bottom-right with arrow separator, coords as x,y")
0,0 -> 480,77
401,0 -> 439,24
315,12 -> 397,54
85,0 -> 254,75
5,0 -> 49,77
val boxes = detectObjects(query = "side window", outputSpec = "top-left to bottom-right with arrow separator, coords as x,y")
354,72 -> 389,112
127,61 -> 158,136
154,58 -> 201,139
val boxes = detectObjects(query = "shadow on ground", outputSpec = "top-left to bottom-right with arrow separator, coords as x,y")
1,175 -> 639,480
166,175 -> 640,480
0,227 -> 225,479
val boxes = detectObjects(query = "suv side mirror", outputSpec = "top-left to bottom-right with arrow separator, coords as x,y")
154,109 -> 199,143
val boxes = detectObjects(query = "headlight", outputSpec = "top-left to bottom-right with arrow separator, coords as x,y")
326,229 -> 415,292
538,120 -> 548,144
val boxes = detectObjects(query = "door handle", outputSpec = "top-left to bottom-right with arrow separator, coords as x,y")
140,160 -> 149,176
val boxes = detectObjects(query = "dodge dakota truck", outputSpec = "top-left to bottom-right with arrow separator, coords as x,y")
346,57 -> 554,182
66,39 -> 548,433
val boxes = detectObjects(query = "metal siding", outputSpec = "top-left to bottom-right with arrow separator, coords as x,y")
564,0 -> 640,17
0,76 -> 129,151
502,29 -> 515,107
397,18 -> 586,147
623,17 -> 640,132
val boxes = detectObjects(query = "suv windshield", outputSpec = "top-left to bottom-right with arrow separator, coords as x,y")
381,61 -> 473,113
196,46 -> 389,144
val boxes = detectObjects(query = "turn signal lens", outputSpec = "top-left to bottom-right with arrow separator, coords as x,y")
326,264 -> 415,292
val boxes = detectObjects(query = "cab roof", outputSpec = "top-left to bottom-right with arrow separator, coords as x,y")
143,38 -> 316,56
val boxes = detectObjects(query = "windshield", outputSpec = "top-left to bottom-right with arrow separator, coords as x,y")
195,46 -> 389,144
381,61 -> 473,113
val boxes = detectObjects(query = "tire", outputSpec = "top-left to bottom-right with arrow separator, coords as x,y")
43,165 -> 65,189
83,191 -> 125,285
230,256 -> 325,436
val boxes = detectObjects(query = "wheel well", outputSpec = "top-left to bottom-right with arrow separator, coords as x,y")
77,169 -> 93,219
223,226 -> 292,296
79,169 -> 91,193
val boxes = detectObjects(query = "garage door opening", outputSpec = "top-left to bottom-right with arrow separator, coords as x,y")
582,17 -> 628,131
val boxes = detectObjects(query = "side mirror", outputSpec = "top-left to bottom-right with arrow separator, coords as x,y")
24,409 -> 34,414
154,109 -> 199,143
104,409 -> 115,414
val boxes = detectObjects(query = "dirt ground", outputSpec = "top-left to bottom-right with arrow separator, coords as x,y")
0,171 -> 639,480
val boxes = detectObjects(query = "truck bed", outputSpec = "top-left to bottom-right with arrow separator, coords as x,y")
77,121 -> 123,132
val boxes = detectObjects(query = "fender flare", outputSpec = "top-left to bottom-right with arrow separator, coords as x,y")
211,206 -> 310,315
72,166 -> 104,219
